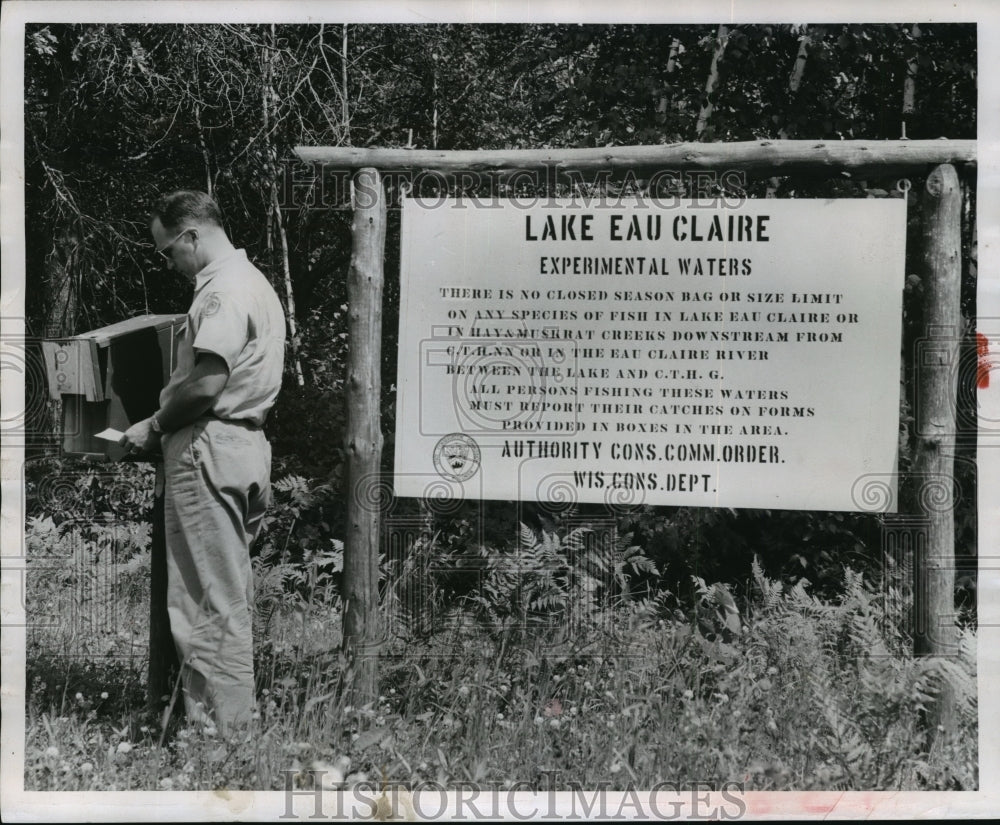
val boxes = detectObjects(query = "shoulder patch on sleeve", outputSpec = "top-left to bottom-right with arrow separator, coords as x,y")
201,292 -> 222,318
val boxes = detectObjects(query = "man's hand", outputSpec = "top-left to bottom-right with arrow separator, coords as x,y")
119,417 -> 162,454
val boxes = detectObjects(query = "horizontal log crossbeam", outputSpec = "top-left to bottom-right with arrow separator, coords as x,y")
295,140 -> 975,177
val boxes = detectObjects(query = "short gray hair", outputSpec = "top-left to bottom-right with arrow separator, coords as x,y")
150,190 -> 224,232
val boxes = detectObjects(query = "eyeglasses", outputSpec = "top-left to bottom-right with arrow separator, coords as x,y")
155,228 -> 192,260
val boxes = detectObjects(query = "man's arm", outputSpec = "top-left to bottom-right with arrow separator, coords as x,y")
119,352 -> 229,452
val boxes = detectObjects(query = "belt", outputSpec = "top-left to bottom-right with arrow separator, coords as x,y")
203,412 -> 264,431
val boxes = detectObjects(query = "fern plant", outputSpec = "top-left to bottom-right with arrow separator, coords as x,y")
463,520 -> 657,645
251,473 -> 344,647
744,556 -> 978,790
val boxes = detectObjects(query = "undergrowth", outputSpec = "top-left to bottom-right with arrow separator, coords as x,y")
24,518 -> 977,792
21,467 -> 977,791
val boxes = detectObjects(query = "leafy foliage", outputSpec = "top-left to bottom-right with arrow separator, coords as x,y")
24,526 -> 977,791
461,521 -> 654,639
20,24 -> 981,793
22,24 -> 979,607
252,474 -> 345,643
740,559 -> 977,789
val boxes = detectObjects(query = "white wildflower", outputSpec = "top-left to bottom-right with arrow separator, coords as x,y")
312,755 -> 351,790
311,760 -> 345,789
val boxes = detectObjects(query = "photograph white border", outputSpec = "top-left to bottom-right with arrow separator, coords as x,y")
2,1 -> 997,819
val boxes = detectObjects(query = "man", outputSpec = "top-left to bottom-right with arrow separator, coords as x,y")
121,191 -> 285,732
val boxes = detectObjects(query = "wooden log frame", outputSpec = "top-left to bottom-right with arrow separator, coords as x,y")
341,167 -> 387,705
308,142 -> 973,738
914,164 -> 962,658
295,139 -> 975,177
913,163 -> 963,743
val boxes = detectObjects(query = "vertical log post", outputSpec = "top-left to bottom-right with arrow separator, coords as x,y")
147,462 -> 177,712
342,167 -> 386,704
913,163 -> 961,740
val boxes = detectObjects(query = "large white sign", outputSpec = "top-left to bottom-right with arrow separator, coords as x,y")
395,197 -> 906,511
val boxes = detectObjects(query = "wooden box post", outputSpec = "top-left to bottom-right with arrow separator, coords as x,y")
343,167 -> 386,703
913,163 -> 962,740
147,463 -> 178,714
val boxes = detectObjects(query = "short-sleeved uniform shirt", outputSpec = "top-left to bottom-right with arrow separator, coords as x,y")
160,249 -> 285,427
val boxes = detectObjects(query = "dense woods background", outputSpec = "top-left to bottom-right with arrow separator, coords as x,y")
19,22 -> 981,793
24,21 -> 978,600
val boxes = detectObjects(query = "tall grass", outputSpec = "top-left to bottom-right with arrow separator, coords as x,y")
24,527 -> 977,792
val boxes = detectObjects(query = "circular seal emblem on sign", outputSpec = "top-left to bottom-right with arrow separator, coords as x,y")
433,433 -> 481,481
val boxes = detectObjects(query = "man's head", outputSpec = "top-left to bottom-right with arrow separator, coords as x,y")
150,191 -> 232,280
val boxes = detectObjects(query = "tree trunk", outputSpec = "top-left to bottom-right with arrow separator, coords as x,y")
432,50 -> 439,150
42,226 -> 79,451
193,95 -> 213,198
263,24 -> 305,386
902,24 -> 921,138
656,38 -> 681,126
666,37 -> 681,73
44,226 -> 79,337
342,24 -> 350,145
342,168 -> 386,705
270,183 -> 305,386
770,25 -> 819,196
913,163 -> 961,747
788,26 -> 815,93
696,25 -> 729,139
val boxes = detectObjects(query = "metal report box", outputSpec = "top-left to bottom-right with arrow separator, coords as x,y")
41,314 -> 185,459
